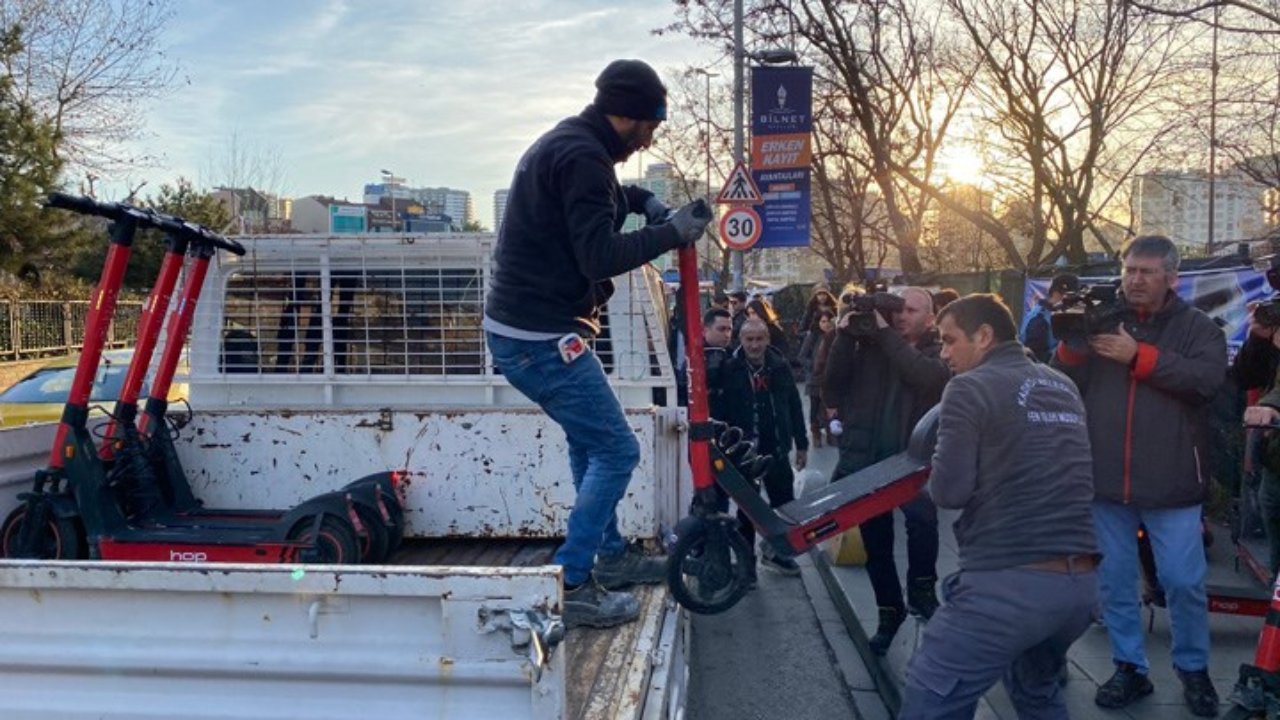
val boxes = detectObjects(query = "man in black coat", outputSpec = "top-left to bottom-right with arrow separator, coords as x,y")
483,59 -> 711,629
718,318 -> 809,577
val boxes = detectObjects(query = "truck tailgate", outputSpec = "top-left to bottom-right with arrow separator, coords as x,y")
0,559 -> 564,719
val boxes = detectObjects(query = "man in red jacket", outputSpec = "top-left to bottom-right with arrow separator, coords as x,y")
1054,235 -> 1226,717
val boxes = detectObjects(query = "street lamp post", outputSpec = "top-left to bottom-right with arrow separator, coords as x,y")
731,0 -> 798,291
695,68 -> 718,276
380,169 -> 399,232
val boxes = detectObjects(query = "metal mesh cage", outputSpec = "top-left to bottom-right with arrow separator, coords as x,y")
190,234 -> 676,409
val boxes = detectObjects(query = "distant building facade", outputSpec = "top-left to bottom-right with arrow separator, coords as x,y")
364,181 -> 473,227
212,187 -> 290,233
493,189 -> 509,234
291,196 -> 367,234
1133,170 -> 1268,246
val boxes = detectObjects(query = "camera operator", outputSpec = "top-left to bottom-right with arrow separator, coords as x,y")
1020,273 -> 1080,363
822,286 -> 951,655
1053,235 -> 1226,717
1238,299 -> 1280,576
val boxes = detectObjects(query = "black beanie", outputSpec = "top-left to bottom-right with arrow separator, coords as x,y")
593,59 -> 667,121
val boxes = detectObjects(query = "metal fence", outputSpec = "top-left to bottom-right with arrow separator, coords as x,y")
0,300 -> 143,361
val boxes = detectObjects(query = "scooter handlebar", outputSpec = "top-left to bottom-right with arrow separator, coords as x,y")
45,193 -> 246,256
45,192 -> 138,222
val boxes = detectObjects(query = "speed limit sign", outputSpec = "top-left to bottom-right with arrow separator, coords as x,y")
718,206 -> 762,250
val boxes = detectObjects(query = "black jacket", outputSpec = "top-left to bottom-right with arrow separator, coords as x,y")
822,326 -> 950,475
485,105 -> 683,337
1236,334 -> 1280,393
1053,292 -> 1227,508
717,346 -> 809,456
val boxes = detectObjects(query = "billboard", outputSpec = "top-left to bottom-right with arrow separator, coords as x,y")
750,66 -> 813,248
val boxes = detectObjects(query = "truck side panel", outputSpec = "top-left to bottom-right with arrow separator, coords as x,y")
172,408 -> 669,538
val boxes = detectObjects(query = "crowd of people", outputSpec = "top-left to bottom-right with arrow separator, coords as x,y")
684,239 -> 1230,719
483,57 -> 1271,720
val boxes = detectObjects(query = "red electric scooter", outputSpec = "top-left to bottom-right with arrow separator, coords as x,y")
664,230 -> 938,614
0,194 -> 388,564
91,208 -> 403,562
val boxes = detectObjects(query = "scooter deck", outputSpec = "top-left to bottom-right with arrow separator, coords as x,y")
777,452 -> 929,527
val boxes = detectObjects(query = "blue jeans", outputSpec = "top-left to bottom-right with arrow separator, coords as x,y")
1092,501 -> 1209,673
487,332 -> 640,586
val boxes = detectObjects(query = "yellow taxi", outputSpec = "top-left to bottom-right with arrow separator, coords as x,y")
0,349 -> 189,428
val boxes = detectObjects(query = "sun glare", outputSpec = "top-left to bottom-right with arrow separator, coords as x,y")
939,145 -> 986,187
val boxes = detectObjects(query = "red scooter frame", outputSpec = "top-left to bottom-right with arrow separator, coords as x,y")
94,221 -> 403,562
665,239 -> 936,614
0,195 -> 368,565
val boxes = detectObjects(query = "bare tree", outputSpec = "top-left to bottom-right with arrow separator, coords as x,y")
886,0 -> 1197,267
1179,2 -> 1280,207
662,0 -> 971,273
808,79 -> 895,284
1125,0 -> 1280,29
0,0 -> 178,176
201,131 -> 290,197
647,66 -> 739,287
775,0 -> 975,273
197,130 -> 292,232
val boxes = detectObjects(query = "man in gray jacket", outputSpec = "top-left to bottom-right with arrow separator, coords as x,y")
900,294 -> 1098,720
1054,236 -> 1226,717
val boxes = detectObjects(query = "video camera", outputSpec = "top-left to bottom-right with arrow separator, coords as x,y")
1050,282 -> 1125,340
841,285 -> 906,338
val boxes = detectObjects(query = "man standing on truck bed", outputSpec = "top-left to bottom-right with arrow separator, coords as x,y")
483,59 -> 711,628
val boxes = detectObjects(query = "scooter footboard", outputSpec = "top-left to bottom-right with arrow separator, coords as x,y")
773,453 -> 930,554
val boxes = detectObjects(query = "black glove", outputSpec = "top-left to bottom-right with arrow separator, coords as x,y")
669,199 -> 712,246
643,196 -> 672,226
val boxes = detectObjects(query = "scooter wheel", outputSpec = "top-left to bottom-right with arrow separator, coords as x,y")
288,515 -> 361,565
666,517 -> 753,615
350,501 -> 391,564
0,502 -> 85,560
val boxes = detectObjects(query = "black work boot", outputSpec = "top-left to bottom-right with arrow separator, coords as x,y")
593,545 -> 667,590
868,606 -> 906,656
1095,662 -> 1154,709
1178,669 -> 1219,717
563,582 -> 641,629
906,576 -> 939,620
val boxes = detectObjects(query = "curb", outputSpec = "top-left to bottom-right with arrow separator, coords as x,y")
811,550 -> 903,716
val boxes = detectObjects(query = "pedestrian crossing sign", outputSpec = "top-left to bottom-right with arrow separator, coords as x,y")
716,162 -> 763,205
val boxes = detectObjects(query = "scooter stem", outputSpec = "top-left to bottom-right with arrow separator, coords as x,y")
677,245 -> 715,495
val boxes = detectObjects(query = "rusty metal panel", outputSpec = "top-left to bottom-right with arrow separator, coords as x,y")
0,560 -> 564,720
173,408 -> 662,539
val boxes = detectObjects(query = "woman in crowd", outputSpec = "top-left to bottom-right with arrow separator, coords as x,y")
800,309 -> 836,447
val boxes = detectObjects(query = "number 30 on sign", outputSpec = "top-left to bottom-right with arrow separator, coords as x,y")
718,206 -> 762,251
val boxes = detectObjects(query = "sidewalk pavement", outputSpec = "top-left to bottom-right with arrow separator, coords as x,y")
803,441 -> 1264,719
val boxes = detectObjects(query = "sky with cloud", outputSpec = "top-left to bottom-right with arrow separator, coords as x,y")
116,0 -> 716,228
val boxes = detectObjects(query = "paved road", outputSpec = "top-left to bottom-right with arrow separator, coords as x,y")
684,441 -> 891,720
